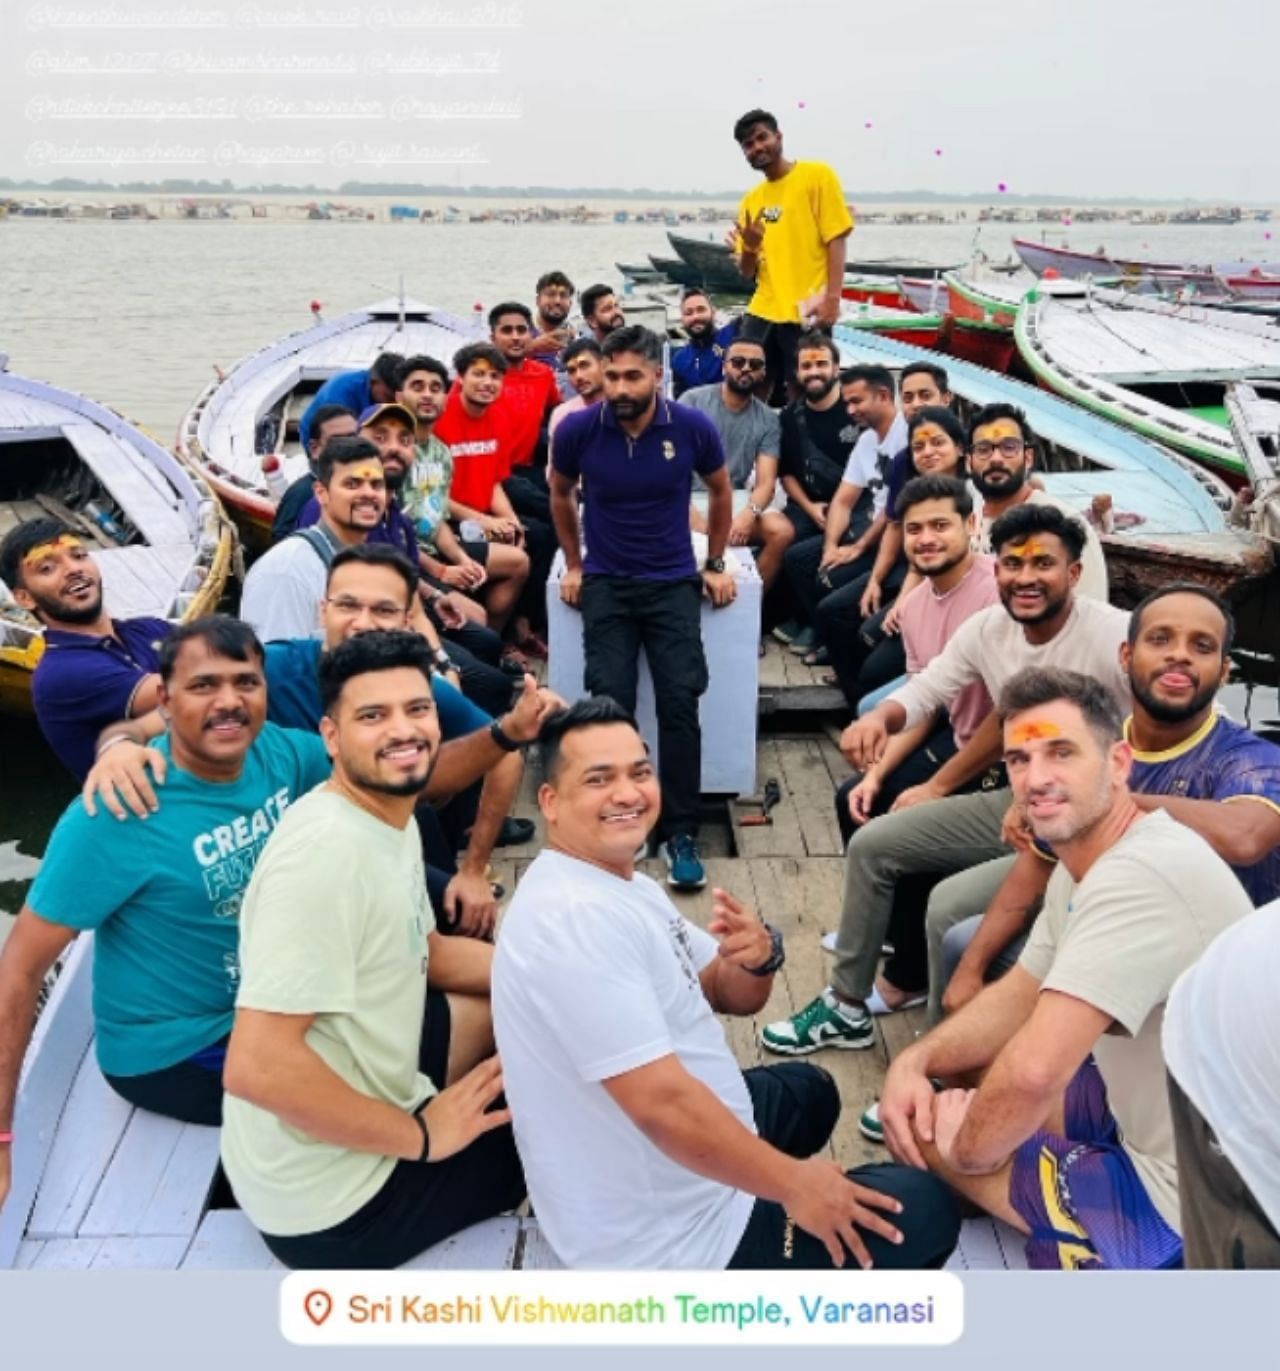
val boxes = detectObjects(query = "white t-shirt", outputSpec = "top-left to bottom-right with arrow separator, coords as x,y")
240,535 -> 327,642
1019,811 -> 1253,1229
979,488 -> 1109,603
841,413 -> 908,518
890,594 -> 1132,733
492,849 -> 756,1269
1163,898 -> 1280,1231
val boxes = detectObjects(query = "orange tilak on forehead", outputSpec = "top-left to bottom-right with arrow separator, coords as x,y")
1010,720 -> 1062,745
346,463 -> 384,482
1009,538 -> 1048,558
22,535 -> 83,566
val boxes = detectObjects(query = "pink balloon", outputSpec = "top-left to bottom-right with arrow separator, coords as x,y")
864,121 -> 873,129
935,148 -> 943,156
997,182 -> 1008,193
1062,216 -> 1073,226
1266,231 -> 1274,240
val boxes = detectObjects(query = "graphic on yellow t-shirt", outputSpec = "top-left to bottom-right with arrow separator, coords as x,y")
736,161 -> 854,324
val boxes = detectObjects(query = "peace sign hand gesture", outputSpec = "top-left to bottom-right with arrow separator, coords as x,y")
727,208 -> 766,255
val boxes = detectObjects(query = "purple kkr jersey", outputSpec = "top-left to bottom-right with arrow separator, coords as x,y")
1128,712 -> 1280,907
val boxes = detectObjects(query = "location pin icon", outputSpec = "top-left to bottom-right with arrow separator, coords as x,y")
305,1290 -> 333,1327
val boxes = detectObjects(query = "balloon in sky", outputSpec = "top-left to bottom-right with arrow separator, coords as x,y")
935,148 -> 943,156
997,182 -> 1008,193
1266,231 -> 1274,240
1062,216 -> 1073,226
797,100 -> 806,108
864,121 -> 873,129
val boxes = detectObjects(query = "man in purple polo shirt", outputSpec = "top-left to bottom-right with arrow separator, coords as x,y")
0,520 -> 169,780
550,325 -> 736,893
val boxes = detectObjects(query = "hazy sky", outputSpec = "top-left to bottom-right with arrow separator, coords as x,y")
2,0 -> 1276,200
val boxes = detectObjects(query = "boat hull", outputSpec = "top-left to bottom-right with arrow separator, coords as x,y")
946,318 -> 1018,373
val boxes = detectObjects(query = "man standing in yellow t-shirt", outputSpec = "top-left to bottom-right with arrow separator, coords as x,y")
730,109 -> 854,403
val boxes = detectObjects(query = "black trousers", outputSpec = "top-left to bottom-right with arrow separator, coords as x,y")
105,1042 -> 229,1126
783,537 -> 878,632
730,1063 -> 960,1269
818,563 -> 908,709
738,315 -> 804,406
442,631 -> 515,718
261,992 -> 527,1270
580,574 -> 708,838
502,468 -> 556,631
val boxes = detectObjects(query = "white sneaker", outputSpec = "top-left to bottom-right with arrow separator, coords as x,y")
822,931 -> 895,956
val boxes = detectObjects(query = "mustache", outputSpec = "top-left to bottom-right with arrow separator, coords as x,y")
205,710 -> 250,730
377,736 -> 430,757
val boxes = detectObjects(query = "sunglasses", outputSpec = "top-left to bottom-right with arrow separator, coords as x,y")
726,356 -> 766,372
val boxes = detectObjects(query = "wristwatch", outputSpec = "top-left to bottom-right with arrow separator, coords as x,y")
431,648 -> 456,675
703,555 -> 727,574
748,500 -> 766,517
489,718 -> 522,753
746,922 -> 786,977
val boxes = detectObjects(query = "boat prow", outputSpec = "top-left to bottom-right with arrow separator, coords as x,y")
177,295 -> 482,552
0,366 -> 235,713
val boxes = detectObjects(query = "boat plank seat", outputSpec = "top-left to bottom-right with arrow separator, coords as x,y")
97,544 -> 193,619
62,424 -> 191,549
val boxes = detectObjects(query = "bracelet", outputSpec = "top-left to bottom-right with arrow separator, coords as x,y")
95,734 -> 135,759
489,719 -> 522,753
411,1110 -> 430,1163
0,1131 -> 13,1145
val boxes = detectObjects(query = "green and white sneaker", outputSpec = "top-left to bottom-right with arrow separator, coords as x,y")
760,989 -> 875,1055
858,1100 -> 885,1143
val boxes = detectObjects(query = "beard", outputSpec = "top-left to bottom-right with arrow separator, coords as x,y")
802,376 -> 836,401
345,750 -> 434,798
1024,766 -> 1114,846
1131,672 -> 1218,725
725,370 -> 759,395
541,304 -> 570,326
915,548 -> 968,580
1000,585 -> 1069,626
686,319 -> 716,343
29,584 -> 104,625
970,463 -> 1028,499
608,393 -> 651,420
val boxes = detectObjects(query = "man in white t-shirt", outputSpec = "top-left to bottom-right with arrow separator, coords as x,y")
493,698 -> 960,1270
240,437 -> 388,642
878,666 -> 1251,1269
1164,900 -> 1280,1268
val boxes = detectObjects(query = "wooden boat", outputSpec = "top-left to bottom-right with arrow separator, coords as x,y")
0,364 -> 235,715
943,266 -> 1036,329
946,317 -> 1019,374
616,260 -> 666,284
841,275 -> 910,309
840,302 -> 945,349
899,275 -> 950,315
1015,282 -> 1280,482
177,295 -> 480,553
1015,236 -> 1280,291
648,254 -> 702,288
833,323 -> 1275,620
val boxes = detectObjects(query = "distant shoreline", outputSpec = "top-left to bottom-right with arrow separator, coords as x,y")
1,177 -> 1275,210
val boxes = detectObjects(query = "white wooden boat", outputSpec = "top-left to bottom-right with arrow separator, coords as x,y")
1,936 -> 1028,1272
0,363 -> 235,714
177,294 -> 481,552
1014,236 -> 1280,285
834,324 -> 1275,621
1016,282 -> 1280,481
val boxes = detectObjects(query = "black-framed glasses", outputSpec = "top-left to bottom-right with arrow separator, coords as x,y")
726,357 -> 766,372
971,438 -> 1026,458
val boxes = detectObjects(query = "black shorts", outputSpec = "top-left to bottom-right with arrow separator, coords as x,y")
259,991 -> 527,1270
739,315 -> 806,396
104,1038 -> 230,1126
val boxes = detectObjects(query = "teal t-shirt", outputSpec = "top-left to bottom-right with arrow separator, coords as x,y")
28,722 -> 331,1077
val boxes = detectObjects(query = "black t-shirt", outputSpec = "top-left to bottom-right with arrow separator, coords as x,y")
779,399 -> 860,503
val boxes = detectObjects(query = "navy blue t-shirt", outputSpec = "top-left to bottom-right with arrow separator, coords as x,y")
671,323 -> 740,397
552,399 -> 726,580
33,617 -> 172,780
885,448 -> 914,520
264,637 -> 491,738
298,370 -> 371,453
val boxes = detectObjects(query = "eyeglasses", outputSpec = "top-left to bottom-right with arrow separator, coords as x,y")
971,438 -> 1026,458
726,357 -> 766,372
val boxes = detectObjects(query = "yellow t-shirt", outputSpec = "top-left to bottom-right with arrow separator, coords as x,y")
737,161 -> 854,324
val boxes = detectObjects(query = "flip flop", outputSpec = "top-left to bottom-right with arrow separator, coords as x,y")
866,985 -> 928,1015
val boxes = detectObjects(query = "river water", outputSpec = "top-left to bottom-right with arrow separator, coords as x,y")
2,204 -> 1278,936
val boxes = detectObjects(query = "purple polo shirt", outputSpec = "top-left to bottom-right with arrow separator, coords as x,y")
552,398 -> 726,580
33,617 -> 171,780
296,495 -> 419,566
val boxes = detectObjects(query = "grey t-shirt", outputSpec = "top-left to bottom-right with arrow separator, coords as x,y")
680,384 -> 781,490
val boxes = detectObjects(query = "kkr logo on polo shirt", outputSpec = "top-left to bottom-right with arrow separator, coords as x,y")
663,440 -> 676,461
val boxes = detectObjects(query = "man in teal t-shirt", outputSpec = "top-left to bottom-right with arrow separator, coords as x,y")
0,617 -> 328,1143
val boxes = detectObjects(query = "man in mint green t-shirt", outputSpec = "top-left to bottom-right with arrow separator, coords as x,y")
221,629 -> 525,1269
0,617 -> 329,1145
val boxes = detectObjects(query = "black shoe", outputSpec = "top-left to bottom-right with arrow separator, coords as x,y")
496,816 -> 535,847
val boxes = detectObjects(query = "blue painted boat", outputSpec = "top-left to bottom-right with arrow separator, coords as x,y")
833,324 -> 1274,611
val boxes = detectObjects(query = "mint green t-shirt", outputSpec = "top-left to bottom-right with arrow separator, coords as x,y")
28,723 -> 331,1076
221,789 -> 436,1237
400,433 -> 455,547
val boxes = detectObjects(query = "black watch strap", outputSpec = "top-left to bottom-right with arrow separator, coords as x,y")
747,922 -> 785,977
490,719 -> 522,753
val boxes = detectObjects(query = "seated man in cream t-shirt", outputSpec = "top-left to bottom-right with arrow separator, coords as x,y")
878,665 -> 1252,1270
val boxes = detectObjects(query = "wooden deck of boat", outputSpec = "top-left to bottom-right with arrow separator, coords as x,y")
11,712 -> 1027,1272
